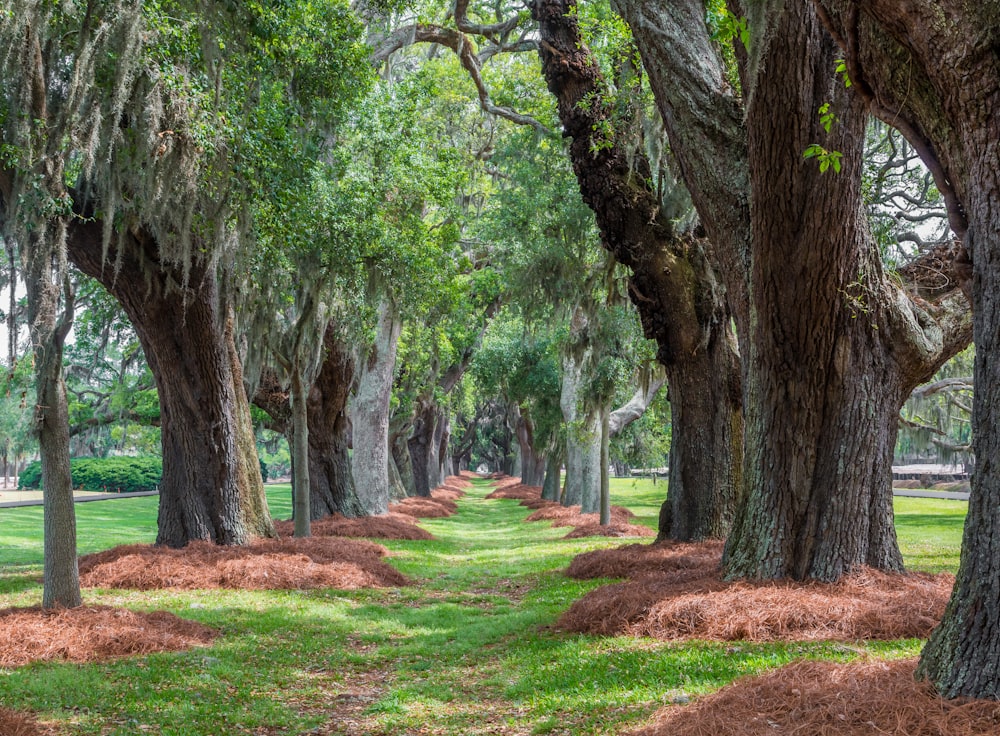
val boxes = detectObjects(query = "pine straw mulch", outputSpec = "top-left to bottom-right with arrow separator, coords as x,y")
389,496 -> 459,518
630,658 -> 1000,736
77,537 -> 411,591
0,708 -> 58,736
524,501 -> 655,539
0,605 -> 218,668
273,513 -> 433,540
557,540 -> 953,642
485,483 -> 542,500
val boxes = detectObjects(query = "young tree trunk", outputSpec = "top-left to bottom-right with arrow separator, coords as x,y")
27,238 -> 81,608
289,368 -> 310,537
67,222 -> 273,546
350,296 -> 402,516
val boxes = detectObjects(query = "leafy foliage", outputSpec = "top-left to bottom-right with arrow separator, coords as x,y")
19,456 -> 162,494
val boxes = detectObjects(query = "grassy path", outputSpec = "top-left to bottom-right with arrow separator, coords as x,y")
0,478 -> 964,735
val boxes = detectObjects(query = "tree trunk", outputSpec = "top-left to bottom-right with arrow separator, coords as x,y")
514,409 -> 546,487
609,0 -> 971,579
349,296 -> 402,516
560,350 -> 601,511
390,416 -> 416,499
407,400 -> 437,497
533,0 -> 745,536
814,0 -> 1000,698
659,329 -> 743,541
27,243 -> 81,608
67,222 -> 274,546
541,451 -> 562,502
599,405 -> 610,525
289,368 -> 310,537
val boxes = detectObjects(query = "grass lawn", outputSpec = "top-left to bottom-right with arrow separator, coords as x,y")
0,478 -> 966,735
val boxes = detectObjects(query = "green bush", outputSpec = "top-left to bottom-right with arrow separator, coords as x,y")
18,456 -> 162,494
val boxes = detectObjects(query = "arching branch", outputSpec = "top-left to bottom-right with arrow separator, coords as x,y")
371,23 -> 552,135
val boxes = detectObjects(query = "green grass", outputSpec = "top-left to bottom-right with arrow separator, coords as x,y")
0,478 -> 965,734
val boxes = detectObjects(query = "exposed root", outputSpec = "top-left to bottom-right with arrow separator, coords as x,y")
0,605 -> 217,668
78,538 -> 411,590
630,658 -> 1000,736
273,514 -> 433,541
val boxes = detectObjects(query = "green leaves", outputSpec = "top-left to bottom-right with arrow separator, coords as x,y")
803,144 -> 843,173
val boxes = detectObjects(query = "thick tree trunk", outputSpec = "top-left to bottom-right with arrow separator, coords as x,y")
349,296 -> 402,516
67,222 -> 273,546
659,329 -> 743,541
390,416 -> 416,499
408,401 -> 437,497
560,350 -> 601,511
541,451 -> 562,502
816,0 -> 1000,698
514,409 -> 546,487
609,0 -> 971,579
533,0 -> 744,536
306,333 -> 361,517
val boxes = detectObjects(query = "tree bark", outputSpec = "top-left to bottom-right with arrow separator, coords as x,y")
559,349 -> 601,512
609,0 -> 971,578
514,408 -> 546,487
407,400 -> 437,497
812,0 -> 1000,698
67,221 -> 274,546
541,450 -> 562,502
289,367 -> 310,537
533,0 -> 744,538
349,296 -> 402,516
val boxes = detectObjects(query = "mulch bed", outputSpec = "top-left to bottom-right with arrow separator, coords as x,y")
0,708 -> 58,736
563,522 -> 656,539
557,540 -> 953,642
485,483 -> 542,500
389,496 -> 458,518
273,513 -> 434,540
630,658 -> 1000,736
78,537 -> 411,591
0,605 -> 217,668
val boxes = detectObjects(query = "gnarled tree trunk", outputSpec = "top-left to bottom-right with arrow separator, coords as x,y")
67,221 -> 273,546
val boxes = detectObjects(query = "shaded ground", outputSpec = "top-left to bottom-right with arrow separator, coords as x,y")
0,707 -> 57,736
630,658 -> 1000,736
78,536 -> 411,591
559,540 -> 952,641
0,605 -> 217,668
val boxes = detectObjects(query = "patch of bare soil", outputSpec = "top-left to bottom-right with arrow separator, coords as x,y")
0,605 -> 217,668
78,537 -> 411,591
630,658 -> 1000,736
485,483 -> 542,500
389,496 -> 458,518
558,541 -> 952,642
273,514 -> 434,541
0,708 -> 59,736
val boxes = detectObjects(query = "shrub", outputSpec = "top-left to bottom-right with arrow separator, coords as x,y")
19,456 -> 162,494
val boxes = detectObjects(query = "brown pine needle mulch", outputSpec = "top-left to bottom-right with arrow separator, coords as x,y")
630,658 -> 1000,736
273,513 -> 434,541
563,522 -> 656,539
557,541 -> 953,642
0,605 -> 218,668
0,708 -> 58,736
485,483 -> 542,500
78,537 -> 411,591
389,496 -> 458,518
